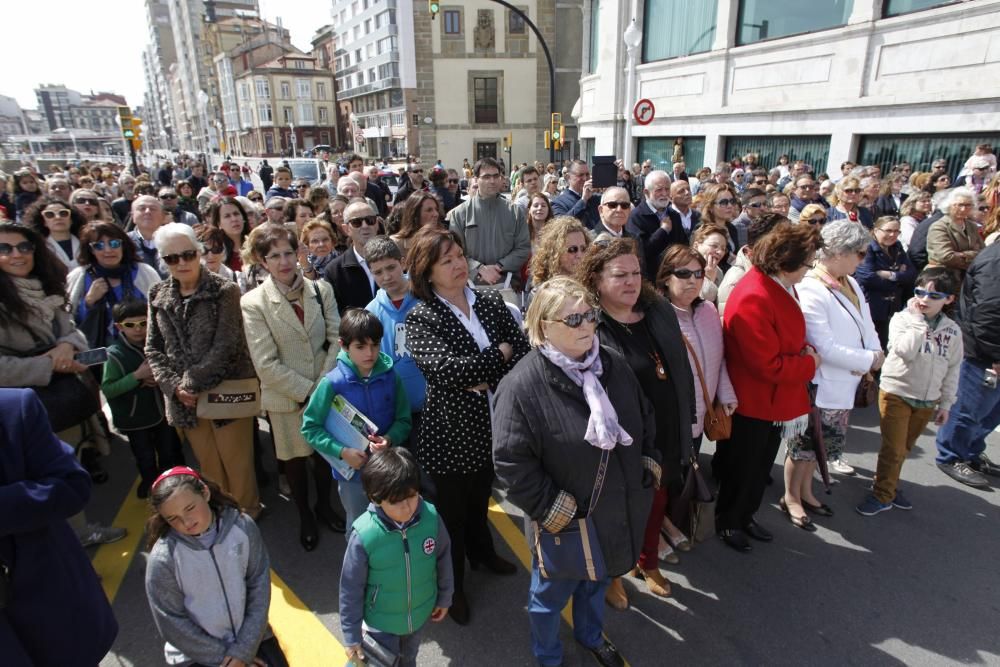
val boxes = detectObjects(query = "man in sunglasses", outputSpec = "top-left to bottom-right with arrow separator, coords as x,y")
393,163 -> 429,206
447,157 -> 530,297
324,201 -> 383,315
158,187 -> 198,227
595,187 -> 638,242
787,175 -> 828,222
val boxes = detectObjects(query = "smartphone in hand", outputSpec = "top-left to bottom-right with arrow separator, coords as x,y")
74,347 -> 109,366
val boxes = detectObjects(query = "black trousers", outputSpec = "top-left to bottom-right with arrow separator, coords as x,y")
429,465 -> 497,593
126,421 -> 185,486
714,413 -> 781,531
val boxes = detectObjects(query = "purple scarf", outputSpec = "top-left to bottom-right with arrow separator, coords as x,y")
539,337 -> 633,450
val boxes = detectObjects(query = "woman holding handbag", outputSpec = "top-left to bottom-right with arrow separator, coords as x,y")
493,277 -> 659,667
575,238 -> 694,606
146,223 -> 263,518
788,220 -> 884,525
656,245 -> 738,540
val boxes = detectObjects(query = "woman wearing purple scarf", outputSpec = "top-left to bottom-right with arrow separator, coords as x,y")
493,277 -> 660,667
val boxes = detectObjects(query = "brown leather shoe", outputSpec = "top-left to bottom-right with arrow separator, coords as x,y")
604,577 -> 628,610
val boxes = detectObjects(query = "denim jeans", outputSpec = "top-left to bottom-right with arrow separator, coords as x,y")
935,359 -> 1000,464
339,477 -> 370,532
527,566 -> 608,666
366,628 -> 422,667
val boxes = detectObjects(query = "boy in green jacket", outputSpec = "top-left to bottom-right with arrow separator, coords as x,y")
101,299 -> 184,498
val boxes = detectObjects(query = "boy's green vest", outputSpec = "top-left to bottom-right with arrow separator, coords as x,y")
354,500 -> 440,635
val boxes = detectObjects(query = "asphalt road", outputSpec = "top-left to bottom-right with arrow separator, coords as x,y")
92,405 -> 1000,667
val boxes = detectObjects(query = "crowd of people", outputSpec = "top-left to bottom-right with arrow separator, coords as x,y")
2,143 -> 1000,667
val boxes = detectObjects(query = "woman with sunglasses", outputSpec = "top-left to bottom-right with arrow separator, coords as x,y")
656,244 -> 737,558
575,238 -> 693,605
23,196 -> 88,270
145,222 -> 262,519
70,189 -> 103,224
196,225 -> 236,281
828,177 -> 874,229
855,216 -> 917,349
698,183 -> 742,260
523,215 -> 590,313
299,219 -> 339,281
67,222 -> 160,350
493,277 -> 657,667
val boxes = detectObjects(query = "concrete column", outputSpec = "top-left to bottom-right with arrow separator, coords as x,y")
713,0 -> 737,50
827,132 -> 858,176
704,133 -> 723,168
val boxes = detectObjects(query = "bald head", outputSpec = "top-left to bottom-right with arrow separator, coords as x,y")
670,179 -> 692,211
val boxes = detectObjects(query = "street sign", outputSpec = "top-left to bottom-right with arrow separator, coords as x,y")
355,132 -> 365,144
633,99 -> 655,125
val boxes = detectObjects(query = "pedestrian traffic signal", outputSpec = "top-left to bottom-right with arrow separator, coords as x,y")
131,138 -> 143,152
544,130 -> 551,150
553,123 -> 565,152
429,0 -> 440,18
550,113 -> 562,145
131,118 -> 143,141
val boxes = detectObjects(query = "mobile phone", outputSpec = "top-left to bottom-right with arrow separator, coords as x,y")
74,347 -> 109,366
984,368 -> 998,389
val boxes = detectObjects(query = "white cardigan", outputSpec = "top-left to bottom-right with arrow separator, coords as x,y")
798,273 -> 882,410
46,235 -> 80,271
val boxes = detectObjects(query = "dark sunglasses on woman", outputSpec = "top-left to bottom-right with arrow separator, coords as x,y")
670,268 -> 705,279
89,239 -> 123,251
162,249 -> 199,265
546,307 -> 601,328
0,241 -> 35,256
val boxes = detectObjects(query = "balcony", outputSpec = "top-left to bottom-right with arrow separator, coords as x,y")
337,77 -> 401,100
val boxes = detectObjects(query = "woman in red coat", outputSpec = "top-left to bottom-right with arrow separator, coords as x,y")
717,222 -> 823,552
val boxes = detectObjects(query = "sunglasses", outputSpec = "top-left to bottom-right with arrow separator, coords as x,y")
715,198 -> 738,207
808,217 -> 827,225
603,201 -> 631,210
843,188 -> 861,194
296,184 -> 310,189
205,244 -> 226,254
746,202 -> 765,209
546,307 -> 601,328
564,245 -> 584,255
75,197 -> 99,206
979,206 -> 990,212
42,209 -> 72,219
0,241 -> 35,255
159,194 -> 178,200
120,320 -> 147,329
671,268 -> 705,280
89,239 -> 123,251
409,169 -> 423,174
448,179 -> 459,184
347,215 -> 379,228
162,249 -> 199,265
248,195 -> 263,202
914,287 -> 949,300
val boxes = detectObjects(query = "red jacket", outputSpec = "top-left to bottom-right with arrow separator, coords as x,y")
723,266 -> 815,422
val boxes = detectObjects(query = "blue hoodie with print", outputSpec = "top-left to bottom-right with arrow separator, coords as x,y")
366,287 -> 426,411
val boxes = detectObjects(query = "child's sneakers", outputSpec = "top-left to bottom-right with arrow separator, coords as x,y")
890,489 -> 912,510
855,495 -> 892,517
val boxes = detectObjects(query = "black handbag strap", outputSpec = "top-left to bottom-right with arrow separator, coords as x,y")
310,280 -> 331,352
586,449 -> 611,517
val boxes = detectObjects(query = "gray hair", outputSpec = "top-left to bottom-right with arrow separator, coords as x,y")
817,219 -> 870,260
939,186 -> 978,212
543,173 -> 559,186
600,186 -> 629,204
644,170 -> 671,189
153,222 -> 201,253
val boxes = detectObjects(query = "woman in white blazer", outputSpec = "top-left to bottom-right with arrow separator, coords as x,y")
240,224 -> 344,551
783,220 -> 884,530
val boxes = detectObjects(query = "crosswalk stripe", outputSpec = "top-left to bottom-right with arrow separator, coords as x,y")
91,477 -> 149,602
487,498 -> 632,666
269,571 -> 345,666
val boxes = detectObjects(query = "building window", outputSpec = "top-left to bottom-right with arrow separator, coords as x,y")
283,107 -> 293,124
255,79 -> 270,99
858,133 -> 1000,180
299,104 -> 314,123
317,82 -> 326,100
356,73 -> 364,87
643,0 -> 716,62
473,77 -> 498,123
412,113 -> 420,127
297,79 -> 311,99
258,103 -> 273,123
369,68 -> 377,83
736,0 -> 853,46
588,0 -> 600,73
391,111 -> 404,126
883,0 -> 957,17
364,19 -> 372,34
378,62 -> 400,79
319,107 -> 329,123
280,82 -> 291,99
444,10 -> 461,34
637,137 -> 706,174
724,135 -> 832,175
509,9 -> 526,34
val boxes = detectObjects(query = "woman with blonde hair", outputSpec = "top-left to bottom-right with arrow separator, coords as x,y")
529,216 -> 590,286
828,177 -> 873,229
799,203 -> 828,226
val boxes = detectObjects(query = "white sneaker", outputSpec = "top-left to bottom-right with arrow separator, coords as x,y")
814,468 -> 840,484
79,523 -> 127,548
829,458 -> 856,476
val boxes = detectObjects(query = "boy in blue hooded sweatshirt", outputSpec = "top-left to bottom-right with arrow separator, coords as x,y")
302,309 -> 412,529
364,236 -> 427,447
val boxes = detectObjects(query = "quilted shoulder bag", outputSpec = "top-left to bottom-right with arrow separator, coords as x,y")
682,336 -> 732,441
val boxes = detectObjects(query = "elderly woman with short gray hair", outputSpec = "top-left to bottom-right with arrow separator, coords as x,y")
145,222 -> 262,517
926,186 -> 985,287
782,220 -> 883,530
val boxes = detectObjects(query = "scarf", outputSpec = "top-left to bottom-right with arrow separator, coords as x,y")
273,270 -> 305,303
539,338 -> 632,450
12,276 -> 66,345
308,251 -> 336,275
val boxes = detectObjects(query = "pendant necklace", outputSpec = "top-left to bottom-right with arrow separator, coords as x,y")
649,350 -> 668,381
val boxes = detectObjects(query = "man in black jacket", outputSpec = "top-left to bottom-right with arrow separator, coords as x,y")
906,209 -> 944,271
935,242 -> 1000,487
324,201 -> 380,314
258,160 -> 273,192
626,170 -> 682,279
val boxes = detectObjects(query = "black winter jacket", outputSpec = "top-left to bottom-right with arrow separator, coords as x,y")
960,242 -> 1000,366
493,348 -> 658,577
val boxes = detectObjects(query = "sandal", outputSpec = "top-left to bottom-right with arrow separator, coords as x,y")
803,500 -> 834,517
657,536 -> 680,565
662,529 -> 692,552
779,497 -> 817,532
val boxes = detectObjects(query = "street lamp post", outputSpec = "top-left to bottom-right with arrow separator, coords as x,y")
54,128 -> 78,158
289,121 -> 296,158
622,17 -> 642,169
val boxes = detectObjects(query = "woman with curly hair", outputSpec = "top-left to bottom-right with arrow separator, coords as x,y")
22,195 -> 89,270
529,216 -> 590,287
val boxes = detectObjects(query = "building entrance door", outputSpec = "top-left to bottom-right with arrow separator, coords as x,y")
476,142 -> 497,161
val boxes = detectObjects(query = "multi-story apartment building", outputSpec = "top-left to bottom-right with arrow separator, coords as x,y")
413,0 -> 584,167
142,0 -> 178,150
35,85 -> 82,132
578,0 -> 1000,177
330,0 -> 418,159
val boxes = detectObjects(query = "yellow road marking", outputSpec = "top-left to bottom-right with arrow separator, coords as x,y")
269,571 -> 345,666
92,477 -> 149,602
488,498 -> 631,666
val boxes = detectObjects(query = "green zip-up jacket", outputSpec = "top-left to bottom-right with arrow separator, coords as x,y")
101,337 -> 165,431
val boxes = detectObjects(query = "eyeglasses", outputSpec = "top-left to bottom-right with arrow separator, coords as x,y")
205,244 -> 226,255
159,194 -> 178,200
264,250 -> 297,262
602,201 -> 631,210
478,172 -> 501,180
564,245 -> 584,255
296,185 -> 310,190
670,268 -> 705,280
914,287 -> 949,300
409,169 -> 423,174
545,307 -> 600,328
89,239 -> 123,251
74,197 -> 99,206
807,217 -> 827,225
797,184 -> 816,190
876,227 -> 901,234
161,249 -> 199,265
248,195 -> 263,202
746,202 -> 765,209
42,209 -> 71,220
120,320 -> 147,329
0,241 -> 35,256
979,205 -> 991,212
347,215 -> 379,228
448,179 -> 459,184
842,188 -> 861,194
714,198 -> 738,207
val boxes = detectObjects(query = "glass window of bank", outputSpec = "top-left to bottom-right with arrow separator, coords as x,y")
883,0 -> 958,18
642,0 -> 717,62
638,137 -> 705,173
736,0 -> 853,46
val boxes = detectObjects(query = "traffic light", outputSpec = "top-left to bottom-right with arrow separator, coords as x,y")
131,138 -> 143,152
429,0 -> 440,18
544,130 -> 551,150
550,113 -> 562,148
554,123 -> 565,152
131,118 -> 143,141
